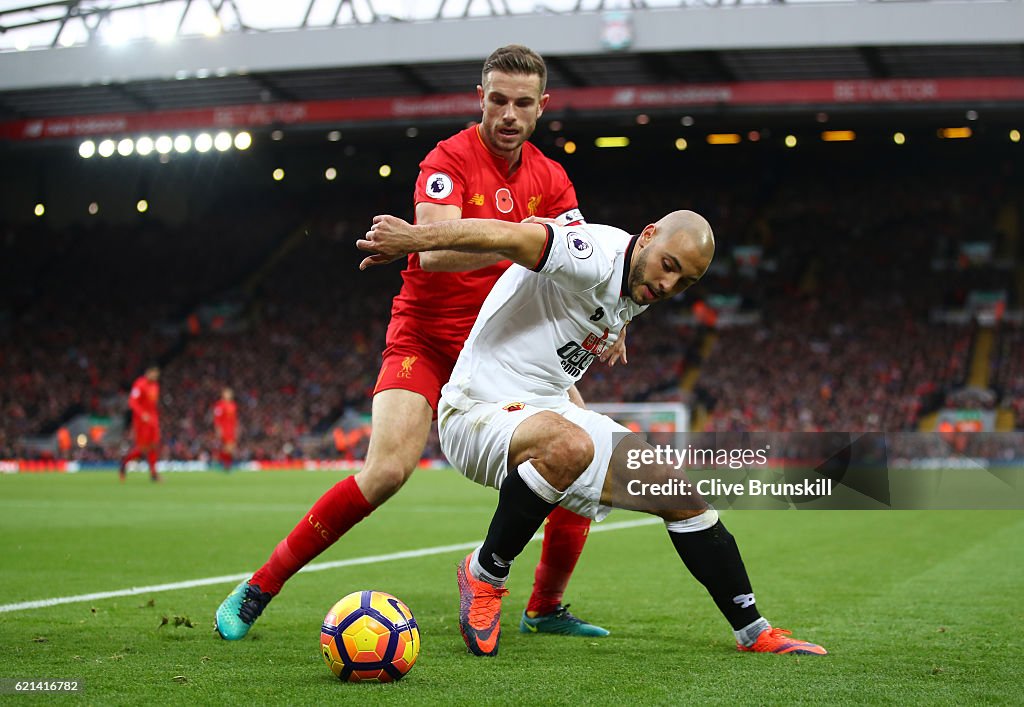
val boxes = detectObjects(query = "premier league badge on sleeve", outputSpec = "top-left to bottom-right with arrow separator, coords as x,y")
426,172 -> 454,199
565,232 -> 593,259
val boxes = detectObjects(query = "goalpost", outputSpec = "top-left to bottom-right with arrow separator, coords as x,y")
586,402 -> 690,439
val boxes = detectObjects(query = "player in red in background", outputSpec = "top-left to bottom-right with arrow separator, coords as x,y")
119,365 -> 161,482
213,387 -> 238,471
217,45 -> 625,641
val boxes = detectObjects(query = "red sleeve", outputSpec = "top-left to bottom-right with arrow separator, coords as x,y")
414,139 -> 466,210
128,381 -> 145,416
542,162 -> 584,225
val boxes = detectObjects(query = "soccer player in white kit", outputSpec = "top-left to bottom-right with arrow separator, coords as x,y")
358,210 -> 828,659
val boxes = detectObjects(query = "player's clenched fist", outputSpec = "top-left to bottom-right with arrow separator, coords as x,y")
357,215 -> 417,270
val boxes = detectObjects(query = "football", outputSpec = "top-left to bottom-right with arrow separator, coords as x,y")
320,590 -> 421,683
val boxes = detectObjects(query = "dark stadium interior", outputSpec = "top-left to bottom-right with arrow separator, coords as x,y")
2,124 -> 1021,461
1,0 -> 1022,464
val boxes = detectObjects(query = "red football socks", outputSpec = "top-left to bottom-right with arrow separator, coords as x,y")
526,505 -> 592,616
251,475 -> 374,595
147,451 -> 158,478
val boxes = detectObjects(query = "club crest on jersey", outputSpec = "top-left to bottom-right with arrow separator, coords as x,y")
397,356 -> 417,379
426,172 -> 454,199
495,187 -> 514,214
502,402 -> 526,412
566,232 -> 593,259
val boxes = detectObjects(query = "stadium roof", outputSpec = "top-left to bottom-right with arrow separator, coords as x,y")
0,0 -> 1021,122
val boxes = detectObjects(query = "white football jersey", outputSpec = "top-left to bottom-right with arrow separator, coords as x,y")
441,223 -> 648,409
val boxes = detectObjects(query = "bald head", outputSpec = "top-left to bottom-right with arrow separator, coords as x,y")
655,209 -> 715,274
627,210 -> 715,305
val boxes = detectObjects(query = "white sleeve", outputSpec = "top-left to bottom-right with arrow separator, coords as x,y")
530,224 -> 613,294
553,208 -> 585,226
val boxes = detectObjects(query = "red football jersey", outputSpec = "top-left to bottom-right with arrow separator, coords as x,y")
129,376 -> 159,424
392,125 -> 582,323
213,399 -> 238,434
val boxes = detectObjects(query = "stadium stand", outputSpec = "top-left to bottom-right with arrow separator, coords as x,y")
993,325 -> 1024,429
3,145 -> 1019,462
690,169 -> 1013,433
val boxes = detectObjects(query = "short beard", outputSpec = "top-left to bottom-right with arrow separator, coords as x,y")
627,245 -> 651,305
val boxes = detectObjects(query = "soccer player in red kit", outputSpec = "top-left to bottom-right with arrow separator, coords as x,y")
213,387 -> 238,470
119,366 -> 160,482
217,45 -> 622,640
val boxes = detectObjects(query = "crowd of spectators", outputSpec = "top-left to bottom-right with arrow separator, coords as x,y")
1,150 -> 1020,461
686,167 -> 1014,433
697,303 -> 972,432
0,192 -> 302,459
158,208 -> 401,461
992,324 -> 1024,428
576,312 -> 701,405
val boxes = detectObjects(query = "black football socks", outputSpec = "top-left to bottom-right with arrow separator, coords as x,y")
667,515 -> 769,643
472,461 -> 566,586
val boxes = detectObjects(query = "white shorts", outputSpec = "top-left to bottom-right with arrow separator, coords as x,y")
437,396 -> 630,521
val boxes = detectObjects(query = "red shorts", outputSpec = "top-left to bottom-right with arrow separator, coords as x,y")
373,313 -> 472,411
218,430 -> 237,445
133,421 -> 160,447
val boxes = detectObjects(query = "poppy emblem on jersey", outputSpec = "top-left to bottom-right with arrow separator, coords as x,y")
426,172 -> 454,199
565,232 -> 593,259
503,402 -> 526,412
397,356 -> 417,379
495,188 -> 514,214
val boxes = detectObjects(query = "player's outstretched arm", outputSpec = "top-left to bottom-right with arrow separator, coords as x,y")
415,202 -> 506,273
357,214 -> 547,271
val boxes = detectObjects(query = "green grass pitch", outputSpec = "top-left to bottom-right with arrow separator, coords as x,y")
1,469 -> 1022,705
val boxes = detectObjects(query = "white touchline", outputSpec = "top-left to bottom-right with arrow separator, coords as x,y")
0,517 -> 660,614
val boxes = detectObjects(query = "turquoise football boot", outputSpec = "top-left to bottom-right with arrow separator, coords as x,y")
215,579 -> 273,640
519,604 -> 610,637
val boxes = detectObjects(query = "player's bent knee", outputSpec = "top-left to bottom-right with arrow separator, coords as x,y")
509,412 -> 594,490
537,428 -> 593,489
560,430 -> 595,476
355,461 -> 414,504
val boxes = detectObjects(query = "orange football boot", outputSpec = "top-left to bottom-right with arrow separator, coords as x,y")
456,554 -> 508,656
737,627 -> 828,655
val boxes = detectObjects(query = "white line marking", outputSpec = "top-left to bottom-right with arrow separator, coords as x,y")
0,517 -> 660,614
